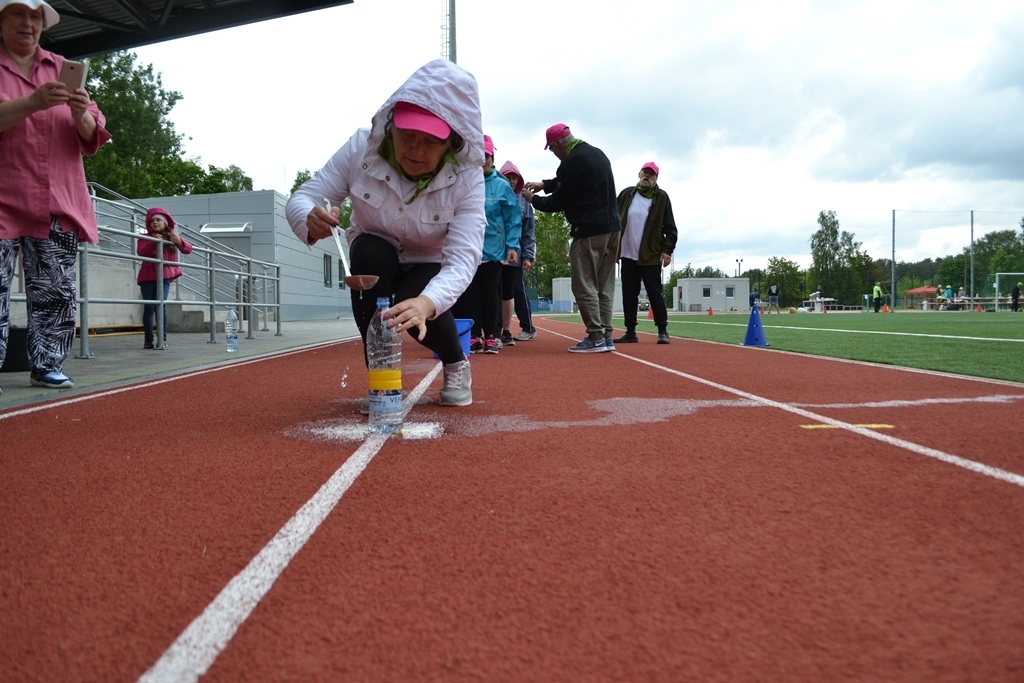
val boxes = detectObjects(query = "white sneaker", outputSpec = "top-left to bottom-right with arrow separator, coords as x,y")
439,360 -> 472,406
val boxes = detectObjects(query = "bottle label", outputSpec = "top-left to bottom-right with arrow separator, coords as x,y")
368,390 -> 402,415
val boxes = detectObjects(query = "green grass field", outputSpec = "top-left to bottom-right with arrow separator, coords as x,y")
610,310 -> 1024,384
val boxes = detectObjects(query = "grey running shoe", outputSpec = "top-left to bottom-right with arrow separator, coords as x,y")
500,330 -> 515,346
604,334 -> 615,350
568,336 -> 610,353
513,330 -> 537,341
440,360 -> 473,406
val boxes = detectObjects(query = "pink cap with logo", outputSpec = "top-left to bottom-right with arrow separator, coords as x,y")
393,101 -> 451,140
544,123 -> 571,150
641,162 -> 660,175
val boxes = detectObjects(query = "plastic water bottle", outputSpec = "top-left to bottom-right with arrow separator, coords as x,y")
366,297 -> 402,434
225,307 -> 239,353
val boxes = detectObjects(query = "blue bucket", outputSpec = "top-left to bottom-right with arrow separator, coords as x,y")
434,318 -> 474,359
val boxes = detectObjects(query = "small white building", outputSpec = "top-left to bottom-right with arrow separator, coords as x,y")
551,277 -> 626,313
673,278 -> 750,312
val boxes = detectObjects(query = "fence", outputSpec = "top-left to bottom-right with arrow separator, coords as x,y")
9,184 -> 282,358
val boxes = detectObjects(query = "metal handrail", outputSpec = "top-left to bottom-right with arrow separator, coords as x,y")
10,187 -> 283,359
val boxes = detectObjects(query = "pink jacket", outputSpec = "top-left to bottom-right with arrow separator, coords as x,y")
137,208 -> 193,284
0,46 -> 112,243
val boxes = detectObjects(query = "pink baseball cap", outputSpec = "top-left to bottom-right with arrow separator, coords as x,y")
544,123 -> 570,150
641,162 -> 660,175
483,135 -> 495,157
393,101 -> 451,139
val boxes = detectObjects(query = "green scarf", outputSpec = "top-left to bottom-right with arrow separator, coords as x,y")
636,182 -> 659,199
378,136 -> 459,205
565,138 -> 583,155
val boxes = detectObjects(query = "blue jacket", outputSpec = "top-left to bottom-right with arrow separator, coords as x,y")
482,166 -> 521,263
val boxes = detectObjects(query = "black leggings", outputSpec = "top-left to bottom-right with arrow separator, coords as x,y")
349,234 -> 464,365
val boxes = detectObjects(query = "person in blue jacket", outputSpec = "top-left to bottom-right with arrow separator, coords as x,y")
454,135 -> 521,354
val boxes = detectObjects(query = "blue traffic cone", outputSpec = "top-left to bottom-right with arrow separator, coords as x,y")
742,305 -> 770,347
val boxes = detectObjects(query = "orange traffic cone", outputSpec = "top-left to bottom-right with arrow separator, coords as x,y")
882,304 -> 889,313
976,303 -> 982,312
648,306 -> 654,320
708,306 -> 714,316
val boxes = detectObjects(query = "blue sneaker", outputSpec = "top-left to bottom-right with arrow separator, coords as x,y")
31,371 -> 74,388
568,336 -> 610,353
604,333 -> 615,350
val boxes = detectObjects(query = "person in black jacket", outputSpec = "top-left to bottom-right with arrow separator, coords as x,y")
524,124 -> 620,353
612,162 -> 677,345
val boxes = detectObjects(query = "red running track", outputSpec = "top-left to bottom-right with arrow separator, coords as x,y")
2,318 -> 1023,682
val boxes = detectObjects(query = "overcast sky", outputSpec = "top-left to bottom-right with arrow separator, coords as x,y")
131,0 -> 1024,275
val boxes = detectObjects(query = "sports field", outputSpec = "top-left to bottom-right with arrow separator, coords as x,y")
2,314 -> 1022,681
619,309 -> 1024,383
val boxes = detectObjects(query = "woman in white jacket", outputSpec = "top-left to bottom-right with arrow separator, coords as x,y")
286,59 -> 485,408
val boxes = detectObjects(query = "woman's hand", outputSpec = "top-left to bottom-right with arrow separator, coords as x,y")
506,249 -> 519,265
386,295 -> 436,342
306,204 -> 339,243
32,81 -> 70,111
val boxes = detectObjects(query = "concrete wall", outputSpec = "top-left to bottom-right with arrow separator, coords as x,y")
139,190 -> 351,322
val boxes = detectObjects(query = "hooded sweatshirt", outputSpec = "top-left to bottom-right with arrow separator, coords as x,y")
499,160 -> 536,263
286,59 -> 486,318
136,207 -> 193,284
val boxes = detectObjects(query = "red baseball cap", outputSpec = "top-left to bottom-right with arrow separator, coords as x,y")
544,123 -> 570,150
393,101 -> 451,139
641,162 -> 660,175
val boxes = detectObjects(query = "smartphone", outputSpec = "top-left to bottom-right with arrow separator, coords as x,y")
58,60 -> 88,92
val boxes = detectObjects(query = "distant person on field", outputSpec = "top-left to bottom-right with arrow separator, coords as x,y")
1012,282 -> 1022,312
137,207 -> 192,349
944,284 -> 953,300
813,284 -> 823,300
873,282 -> 883,313
957,286 -> 966,300
613,161 -> 676,345
498,161 -> 537,342
0,0 -> 111,392
766,282 -> 781,313
523,124 -> 620,353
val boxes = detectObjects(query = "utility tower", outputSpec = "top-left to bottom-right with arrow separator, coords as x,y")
440,0 -> 456,62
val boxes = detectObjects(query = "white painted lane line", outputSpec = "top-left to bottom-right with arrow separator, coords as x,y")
137,364 -> 442,683
671,320 -> 1024,343
544,327 -> 1024,489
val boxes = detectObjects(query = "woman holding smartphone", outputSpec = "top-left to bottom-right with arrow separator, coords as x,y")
0,0 -> 111,390
137,207 -> 192,350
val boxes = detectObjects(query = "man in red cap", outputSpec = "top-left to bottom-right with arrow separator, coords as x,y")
613,162 -> 677,344
524,124 -> 620,353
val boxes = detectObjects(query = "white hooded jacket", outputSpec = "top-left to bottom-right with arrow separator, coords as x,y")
286,59 -> 486,318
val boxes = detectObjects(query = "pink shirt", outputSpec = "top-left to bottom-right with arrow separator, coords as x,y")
136,232 -> 193,284
0,45 -> 111,244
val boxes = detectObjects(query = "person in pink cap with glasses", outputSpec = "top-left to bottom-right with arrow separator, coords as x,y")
613,161 -> 677,345
523,124 -> 620,353
286,59 -> 485,409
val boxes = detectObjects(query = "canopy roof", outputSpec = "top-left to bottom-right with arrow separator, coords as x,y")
904,285 -> 941,295
40,0 -> 353,58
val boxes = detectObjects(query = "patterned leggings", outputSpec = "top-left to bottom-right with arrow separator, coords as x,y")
0,217 -> 79,378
